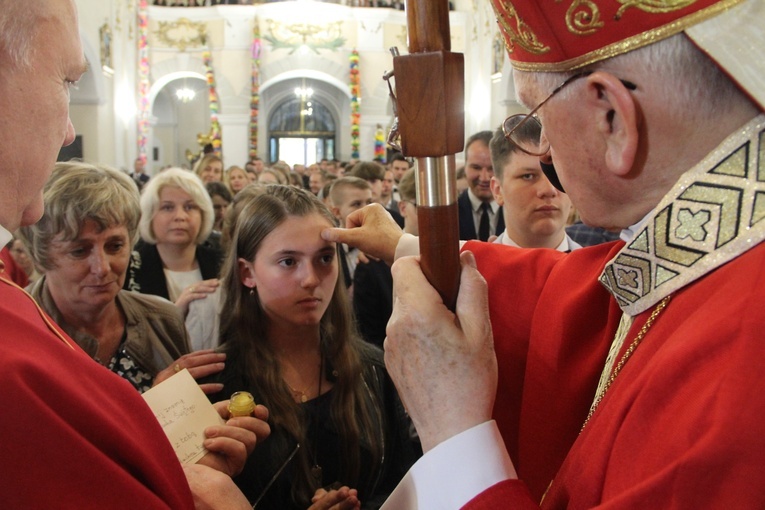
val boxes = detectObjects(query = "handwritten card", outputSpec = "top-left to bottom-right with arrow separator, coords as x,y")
142,368 -> 225,464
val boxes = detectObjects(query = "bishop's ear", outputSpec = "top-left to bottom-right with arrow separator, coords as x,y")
585,71 -> 639,177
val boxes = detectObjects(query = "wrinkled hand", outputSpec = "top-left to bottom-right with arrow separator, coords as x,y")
384,251 -> 497,453
176,278 -> 220,316
183,463 -> 250,510
197,401 -> 271,477
154,349 -> 226,394
321,204 -> 403,265
309,486 -> 361,510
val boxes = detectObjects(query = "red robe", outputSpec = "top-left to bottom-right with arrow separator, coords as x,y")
0,277 -> 194,508
462,239 -> 765,508
0,246 -> 29,288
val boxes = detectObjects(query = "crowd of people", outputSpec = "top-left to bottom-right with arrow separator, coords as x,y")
5,0 -> 765,508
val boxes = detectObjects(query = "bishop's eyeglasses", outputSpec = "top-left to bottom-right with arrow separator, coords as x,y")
502,71 -> 637,157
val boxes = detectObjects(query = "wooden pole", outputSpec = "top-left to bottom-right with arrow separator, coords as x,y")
391,0 -> 463,310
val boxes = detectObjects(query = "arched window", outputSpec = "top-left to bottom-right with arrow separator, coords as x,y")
268,95 -> 336,166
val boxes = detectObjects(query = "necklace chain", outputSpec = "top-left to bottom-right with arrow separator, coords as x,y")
581,295 -> 671,431
286,382 -> 312,403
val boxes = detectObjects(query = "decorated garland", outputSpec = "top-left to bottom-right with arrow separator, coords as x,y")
249,20 -> 261,160
349,49 -> 360,159
137,0 -> 150,164
374,124 -> 385,161
202,42 -> 222,155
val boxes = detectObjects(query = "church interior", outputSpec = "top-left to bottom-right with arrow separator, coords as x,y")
70,0 -> 524,172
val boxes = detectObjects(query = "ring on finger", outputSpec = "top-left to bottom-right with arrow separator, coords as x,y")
174,363 -> 182,373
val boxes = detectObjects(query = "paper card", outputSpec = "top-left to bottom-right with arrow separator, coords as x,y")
142,368 -> 225,465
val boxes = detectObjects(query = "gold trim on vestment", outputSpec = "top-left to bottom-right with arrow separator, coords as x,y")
600,114 -> 765,316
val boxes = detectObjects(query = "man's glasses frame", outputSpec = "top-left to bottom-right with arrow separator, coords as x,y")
502,70 -> 637,157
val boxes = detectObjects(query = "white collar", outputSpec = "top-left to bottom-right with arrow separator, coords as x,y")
0,225 -> 11,247
467,188 -> 497,214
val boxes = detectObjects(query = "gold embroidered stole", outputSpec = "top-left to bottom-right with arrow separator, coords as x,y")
601,114 -> 765,315
592,114 -> 765,406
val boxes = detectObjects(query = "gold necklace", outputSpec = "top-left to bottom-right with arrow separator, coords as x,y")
581,295 -> 671,431
286,381 -> 313,403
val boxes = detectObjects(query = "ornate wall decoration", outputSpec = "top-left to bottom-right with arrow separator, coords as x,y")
202,46 -> 222,155
264,20 -> 345,54
374,124 -> 385,162
349,49 -> 360,159
99,22 -> 114,75
250,20 -> 262,160
137,0 -> 150,163
155,18 -> 207,52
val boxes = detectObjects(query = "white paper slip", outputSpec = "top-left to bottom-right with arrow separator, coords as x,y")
142,368 -> 225,464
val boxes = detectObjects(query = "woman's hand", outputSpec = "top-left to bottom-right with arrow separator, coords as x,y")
176,278 -> 219,316
197,401 -> 271,477
309,486 -> 361,510
154,349 -> 226,394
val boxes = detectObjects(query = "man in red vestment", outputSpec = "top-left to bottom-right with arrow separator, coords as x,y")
323,0 -> 765,507
0,1 -> 268,508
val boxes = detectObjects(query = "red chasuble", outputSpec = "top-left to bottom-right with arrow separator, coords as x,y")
461,240 -> 765,508
0,277 -> 194,508
459,115 -> 765,508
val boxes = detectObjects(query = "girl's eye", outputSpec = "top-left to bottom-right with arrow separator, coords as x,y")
279,258 -> 296,268
320,254 -> 335,265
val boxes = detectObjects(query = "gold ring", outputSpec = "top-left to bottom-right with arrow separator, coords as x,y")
190,286 -> 196,293
174,364 -> 181,373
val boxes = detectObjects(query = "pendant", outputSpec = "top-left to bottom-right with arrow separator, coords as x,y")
301,394 -> 308,403
311,464 -> 322,481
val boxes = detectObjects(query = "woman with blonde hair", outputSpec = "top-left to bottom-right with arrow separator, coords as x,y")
225,165 -> 249,195
193,153 -> 223,184
205,185 -> 419,508
257,168 -> 287,185
125,168 -> 221,317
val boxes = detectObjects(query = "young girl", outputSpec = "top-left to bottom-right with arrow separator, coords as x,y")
207,185 -> 419,509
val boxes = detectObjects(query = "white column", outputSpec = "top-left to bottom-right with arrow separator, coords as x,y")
217,113 -> 251,167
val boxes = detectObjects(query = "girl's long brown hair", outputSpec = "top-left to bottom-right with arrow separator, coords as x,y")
218,184 -> 382,505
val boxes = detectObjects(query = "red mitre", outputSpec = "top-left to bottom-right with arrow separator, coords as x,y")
491,0 -> 745,72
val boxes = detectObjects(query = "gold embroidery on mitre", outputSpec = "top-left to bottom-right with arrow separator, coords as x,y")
565,0 -> 605,35
494,1 -> 550,55
509,0 -> 744,73
616,0 -> 700,20
600,115 -> 765,316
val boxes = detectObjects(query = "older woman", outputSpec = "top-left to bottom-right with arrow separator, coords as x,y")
125,167 -> 221,317
20,162 -> 225,393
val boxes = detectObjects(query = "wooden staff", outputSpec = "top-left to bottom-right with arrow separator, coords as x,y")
390,0 -> 463,310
